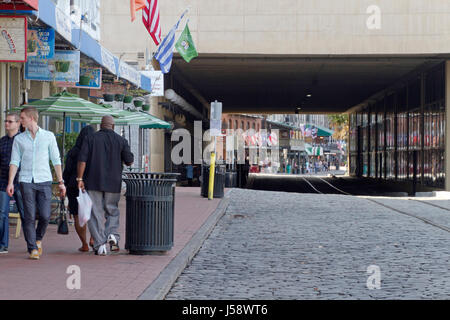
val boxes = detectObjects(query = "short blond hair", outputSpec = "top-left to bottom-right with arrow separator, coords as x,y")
20,106 -> 39,122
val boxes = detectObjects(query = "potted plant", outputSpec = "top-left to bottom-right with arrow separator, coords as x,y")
103,93 -> 114,102
133,100 -> 143,108
115,94 -> 125,102
142,104 -> 150,111
124,95 -> 133,103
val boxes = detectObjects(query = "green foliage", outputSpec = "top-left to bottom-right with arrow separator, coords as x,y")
127,88 -> 148,97
328,114 -> 348,126
56,131 -> 79,159
328,114 -> 349,140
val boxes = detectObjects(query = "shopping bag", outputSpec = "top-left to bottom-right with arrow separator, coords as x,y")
77,189 -> 92,227
57,199 -> 69,235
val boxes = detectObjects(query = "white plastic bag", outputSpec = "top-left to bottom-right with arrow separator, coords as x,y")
77,189 -> 92,227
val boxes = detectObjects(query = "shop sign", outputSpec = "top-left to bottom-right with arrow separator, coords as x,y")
0,16 -> 27,62
141,70 -> 164,96
56,67 -> 102,89
0,1 -> 39,11
25,50 -> 80,82
101,47 -> 117,74
27,26 -> 54,59
119,61 -> 141,87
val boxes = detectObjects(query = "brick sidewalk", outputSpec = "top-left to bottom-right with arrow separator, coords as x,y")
0,187 -> 222,300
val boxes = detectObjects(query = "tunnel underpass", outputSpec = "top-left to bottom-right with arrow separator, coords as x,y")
171,54 -> 446,114
167,54 -> 450,194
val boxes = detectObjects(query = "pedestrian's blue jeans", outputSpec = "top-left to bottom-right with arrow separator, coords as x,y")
0,188 -> 25,248
20,182 -> 52,253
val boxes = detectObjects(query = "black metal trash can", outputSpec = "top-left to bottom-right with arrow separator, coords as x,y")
225,171 -> 237,188
122,172 -> 180,255
200,165 -> 225,198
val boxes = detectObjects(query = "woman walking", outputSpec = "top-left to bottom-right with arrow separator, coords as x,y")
63,125 -> 95,252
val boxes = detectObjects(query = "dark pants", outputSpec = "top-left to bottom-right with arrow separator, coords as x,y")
0,188 -> 25,248
20,181 -> 52,253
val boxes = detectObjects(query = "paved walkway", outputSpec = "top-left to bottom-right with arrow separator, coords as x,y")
166,189 -> 450,300
0,187 -> 223,300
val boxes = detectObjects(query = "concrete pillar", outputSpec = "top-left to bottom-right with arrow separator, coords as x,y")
445,61 -> 450,190
149,96 -> 165,172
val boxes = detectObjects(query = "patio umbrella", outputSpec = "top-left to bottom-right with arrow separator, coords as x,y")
15,91 -> 121,159
73,107 -> 171,128
72,107 -> 171,153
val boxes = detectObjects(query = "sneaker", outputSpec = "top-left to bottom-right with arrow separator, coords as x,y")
0,247 -> 8,254
95,244 -> 107,256
29,249 -> 40,260
36,241 -> 42,256
107,234 -> 119,252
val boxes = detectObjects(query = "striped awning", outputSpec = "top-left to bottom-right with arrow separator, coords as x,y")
304,123 -> 334,137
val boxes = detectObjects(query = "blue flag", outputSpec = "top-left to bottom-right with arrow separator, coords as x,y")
154,10 -> 187,74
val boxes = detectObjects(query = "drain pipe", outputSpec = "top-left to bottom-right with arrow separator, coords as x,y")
164,89 -> 203,119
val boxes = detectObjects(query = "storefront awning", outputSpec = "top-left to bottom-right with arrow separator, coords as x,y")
304,123 -> 334,137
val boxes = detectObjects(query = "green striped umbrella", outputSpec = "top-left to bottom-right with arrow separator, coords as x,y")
17,91 -> 121,117
14,91 -> 121,158
73,107 -> 171,128
72,107 -> 171,146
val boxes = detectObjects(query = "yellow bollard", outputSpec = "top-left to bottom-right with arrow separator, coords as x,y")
208,152 -> 216,200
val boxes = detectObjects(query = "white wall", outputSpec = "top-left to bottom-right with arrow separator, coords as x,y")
102,0 -> 450,57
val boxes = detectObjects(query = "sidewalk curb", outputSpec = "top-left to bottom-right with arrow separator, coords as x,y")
138,190 -> 232,300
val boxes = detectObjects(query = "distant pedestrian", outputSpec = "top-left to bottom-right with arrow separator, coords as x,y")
0,113 -> 25,254
77,116 -> 134,256
186,164 -> 193,186
63,125 -> 95,252
7,107 -> 66,260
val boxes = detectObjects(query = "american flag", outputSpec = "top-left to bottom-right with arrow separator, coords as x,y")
142,0 -> 161,46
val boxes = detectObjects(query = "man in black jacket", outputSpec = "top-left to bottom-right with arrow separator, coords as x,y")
77,116 -> 134,256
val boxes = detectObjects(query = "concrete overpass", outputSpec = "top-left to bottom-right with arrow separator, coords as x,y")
102,0 -> 450,190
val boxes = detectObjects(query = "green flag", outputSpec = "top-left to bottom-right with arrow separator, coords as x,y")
175,24 -> 198,63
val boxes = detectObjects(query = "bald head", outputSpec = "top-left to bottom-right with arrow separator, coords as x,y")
101,115 -> 115,130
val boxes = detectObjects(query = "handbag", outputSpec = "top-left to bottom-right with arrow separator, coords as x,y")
57,198 -> 69,235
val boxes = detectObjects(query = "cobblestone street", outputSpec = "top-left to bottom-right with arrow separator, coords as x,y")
166,189 -> 450,299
